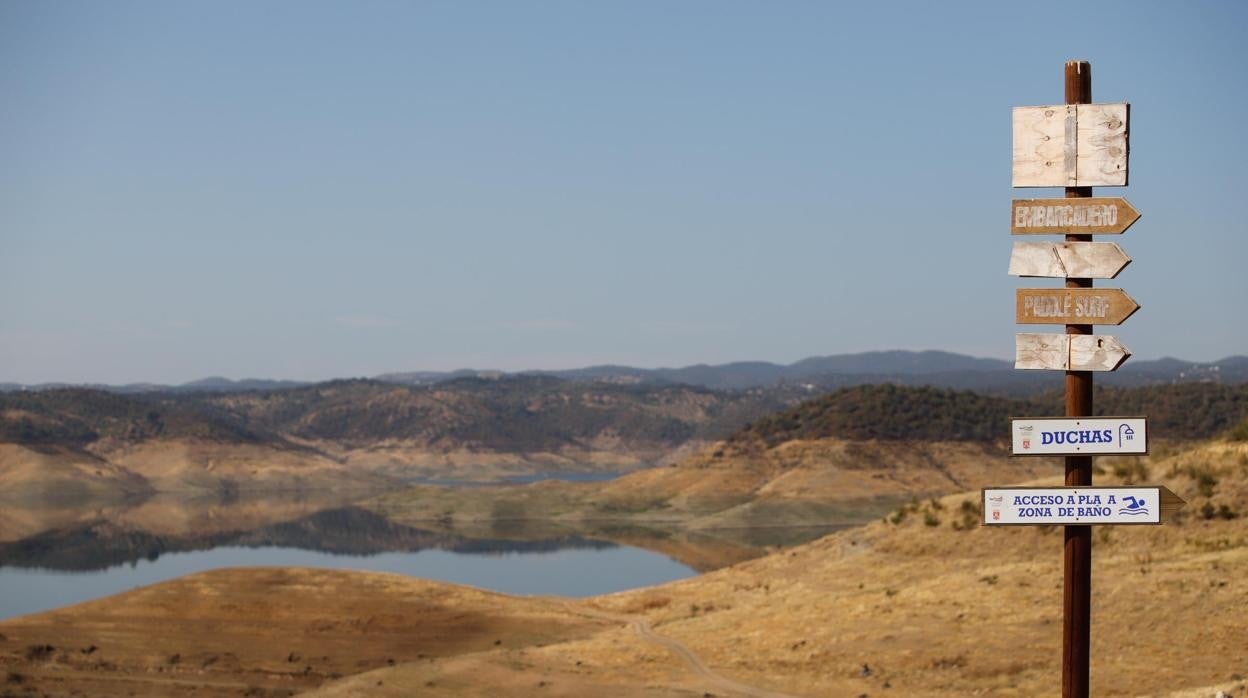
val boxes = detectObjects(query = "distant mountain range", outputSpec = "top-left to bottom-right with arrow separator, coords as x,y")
384,351 -> 1248,393
0,376 -> 310,395
3,350 -> 1246,395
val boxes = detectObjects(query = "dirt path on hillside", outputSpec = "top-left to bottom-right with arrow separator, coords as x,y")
558,600 -> 803,698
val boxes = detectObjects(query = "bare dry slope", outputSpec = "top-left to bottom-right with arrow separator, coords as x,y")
2,441 -> 1244,697
0,443 -> 150,503
575,440 -> 1248,697
0,568 -> 613,698
101,439 -> 387,493
369,437 -> 1058,530
328,440 -> 1248,697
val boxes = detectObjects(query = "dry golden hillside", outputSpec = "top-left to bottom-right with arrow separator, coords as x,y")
0,443 -> 150,504
3,440 -> 1244,697
576,440 -> 1248,697
369,437 -> 1060,531
326,440 -> 1248,697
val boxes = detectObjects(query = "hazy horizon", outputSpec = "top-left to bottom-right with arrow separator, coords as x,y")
4,346 -> 1244,387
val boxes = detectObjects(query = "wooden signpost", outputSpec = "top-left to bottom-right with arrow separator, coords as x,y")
1000,60 -> 1178,698
1015,288 -> 1140,325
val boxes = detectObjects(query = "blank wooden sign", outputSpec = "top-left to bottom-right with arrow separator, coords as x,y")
1015,333 -> 1131,371
1008,241 -> 1131,279
1012,103 -> 1129,187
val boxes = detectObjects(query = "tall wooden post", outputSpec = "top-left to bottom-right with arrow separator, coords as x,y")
1062,58 -> 1093,698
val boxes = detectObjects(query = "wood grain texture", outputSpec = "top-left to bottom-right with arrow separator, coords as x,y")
1008,241 -> 1131,279
1075,103 -> 1129,186
1015,332 -> 1070,370
1159,487 -> 1186,520
1015,288 -> 1140,325
1011,198 -> 1141,235
1013,105 -> 1071,187
1061,58 -> 1093,698
1015,333 -> 1131,371
1068,334 -> 1131,372
1011,103 -> 1129,187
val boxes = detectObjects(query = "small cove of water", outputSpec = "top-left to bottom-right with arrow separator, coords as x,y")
0,476 -> 866,621
406,471 -> 625,487
0,542 -> 695,621
0,485 -> 711,621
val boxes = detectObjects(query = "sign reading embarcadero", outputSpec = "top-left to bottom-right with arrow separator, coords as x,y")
1011,197 -> 1141,235
1017,202 -> 1117,229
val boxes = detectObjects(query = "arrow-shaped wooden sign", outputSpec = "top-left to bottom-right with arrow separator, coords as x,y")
1016,288 -> 1140,325
981,486 -> 1183,526
1015,333 -> 1131,371
1009,241 -> 1131,279
1011,198 -> 1141,235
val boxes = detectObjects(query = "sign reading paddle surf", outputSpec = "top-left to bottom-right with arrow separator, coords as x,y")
1015,288 -> 1139,325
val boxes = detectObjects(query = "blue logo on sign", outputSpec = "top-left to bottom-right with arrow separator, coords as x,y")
1117,495 -> 1149,517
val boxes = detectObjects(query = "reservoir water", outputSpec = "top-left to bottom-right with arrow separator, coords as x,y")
0,480 -> 855,621
0,540 -> 695,620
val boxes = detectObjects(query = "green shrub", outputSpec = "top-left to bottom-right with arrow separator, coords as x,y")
1225,417 -> 1248,441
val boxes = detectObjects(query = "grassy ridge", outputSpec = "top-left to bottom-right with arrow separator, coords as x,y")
4,380 -> 1246,455
731,383 -> 1248,447
0,388 -> 279,447
1,377 -> 788,458
174,376 -> 786,452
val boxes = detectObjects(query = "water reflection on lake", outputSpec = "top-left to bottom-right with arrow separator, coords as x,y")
0,489 -> 850,621
0,542 -> 697,620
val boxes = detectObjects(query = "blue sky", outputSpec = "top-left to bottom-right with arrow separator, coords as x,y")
2,1 -> 1246,384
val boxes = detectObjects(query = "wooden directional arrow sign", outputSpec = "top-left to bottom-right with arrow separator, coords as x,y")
981,486 -> 1183,526
1009,241 -> 1131,279
1015,333 -> 1131,371
1011,198 -> 1140,235
1013,103 -> 1129,187
1011,416 -> 1147,456
1016,288 -> 1140,325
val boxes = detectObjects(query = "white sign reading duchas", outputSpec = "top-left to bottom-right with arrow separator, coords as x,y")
982,487 -> 1163,525
1011,417 -> 1147,456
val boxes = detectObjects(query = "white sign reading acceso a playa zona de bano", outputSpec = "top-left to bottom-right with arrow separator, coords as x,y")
981,486 -> 1181,526
1011,417 -> 1147,456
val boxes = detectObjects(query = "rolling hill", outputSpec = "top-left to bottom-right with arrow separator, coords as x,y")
4,437 -> 1243,697
6,350 -> 1245,396
0,377 -> 789,497
5,378 -> 1247,502
368,382 -> 1248,532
